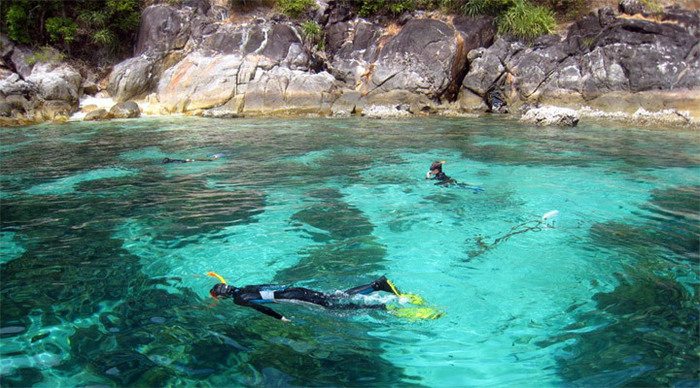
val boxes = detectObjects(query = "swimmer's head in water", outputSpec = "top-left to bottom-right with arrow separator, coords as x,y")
429,160 -> 445,172
209,283 -> 232,299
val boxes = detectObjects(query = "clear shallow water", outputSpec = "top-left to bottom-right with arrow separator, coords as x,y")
1,117 -> 698,387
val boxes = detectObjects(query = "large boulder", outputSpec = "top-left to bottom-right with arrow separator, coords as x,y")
365,19 -> 469,100
156,52 -> 244,112
108,55 -> 160,102
26,62 -> 81,103
462,39 -> 521,96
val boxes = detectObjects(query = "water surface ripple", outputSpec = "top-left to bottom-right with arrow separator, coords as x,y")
1,117 -> 698,386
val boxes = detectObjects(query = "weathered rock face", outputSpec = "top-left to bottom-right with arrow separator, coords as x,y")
108,1 -> 493,117
157,52 -> 245,112
135,4 -> 194,56
460,6 -> 700,118
4,1 -> 693,126
243,67 -> 336,115
325,18 -> 382,85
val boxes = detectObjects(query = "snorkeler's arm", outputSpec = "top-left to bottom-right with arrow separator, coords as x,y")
238,300 -> 287,321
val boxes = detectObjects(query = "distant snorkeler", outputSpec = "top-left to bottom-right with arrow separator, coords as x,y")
207,273 -> 442,322
162,153 -> 225,164
426,160 -> 483,193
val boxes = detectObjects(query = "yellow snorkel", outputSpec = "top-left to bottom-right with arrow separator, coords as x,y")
386,279 -> 426,305
207,271 -> 227,284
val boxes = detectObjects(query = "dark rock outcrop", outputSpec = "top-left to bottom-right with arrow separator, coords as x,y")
460,6 -> 700,120
135,5 -> 192,56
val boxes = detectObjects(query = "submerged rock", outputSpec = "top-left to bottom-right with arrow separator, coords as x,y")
84,108 -> 110,121
109,101 -> 141,119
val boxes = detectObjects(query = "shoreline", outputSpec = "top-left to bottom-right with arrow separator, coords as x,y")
58,103 -> 700,132
2,103 -> 697,132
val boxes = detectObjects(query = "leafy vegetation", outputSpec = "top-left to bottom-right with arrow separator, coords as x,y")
497,0 -> 556,40
0,0 -> 141,62
25,46 -> 66,65
450,0 -> 515,16
301,20 -> 323,49
640,0 -> 663,14
276,0 -> 317,18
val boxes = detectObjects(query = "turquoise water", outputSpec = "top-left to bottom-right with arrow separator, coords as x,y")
1,117 -> 698,387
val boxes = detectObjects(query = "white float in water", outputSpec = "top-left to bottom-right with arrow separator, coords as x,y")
541,210 -> 559,221
541,210 -> 559,227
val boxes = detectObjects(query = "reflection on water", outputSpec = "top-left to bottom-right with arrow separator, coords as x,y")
0,117 -> 698,386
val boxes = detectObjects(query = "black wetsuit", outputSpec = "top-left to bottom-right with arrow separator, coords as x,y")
162,157 -> 190,164
162,157 -> 218,164
430,170 -> 483,193
432,171 -> 456,186
214,278 -> 391,320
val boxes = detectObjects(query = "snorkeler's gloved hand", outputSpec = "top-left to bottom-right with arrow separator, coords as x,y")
281,317 -> 291,322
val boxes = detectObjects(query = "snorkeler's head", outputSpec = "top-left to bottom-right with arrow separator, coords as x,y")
209,283 -> 232,299
429,161 -> 445,172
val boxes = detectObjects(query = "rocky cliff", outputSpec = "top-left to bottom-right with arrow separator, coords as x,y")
1,0 -> 698,126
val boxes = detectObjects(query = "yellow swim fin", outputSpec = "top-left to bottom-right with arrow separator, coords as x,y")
387,305 -> 444,320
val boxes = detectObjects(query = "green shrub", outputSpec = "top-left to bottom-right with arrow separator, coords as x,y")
461,0 -> 514,16
497,0 -> 555,40
2,0 -> 141,61
530,0 -> 588,22
277,0 -> 317,18
25,46 -> 66,65
5,4 -> 30,44
357,0 -> 433,17
640,0 -> 663,14
45,17 -> 79,45
301,20 -> 324,50
92,29 -> 117,48
301,20 -> 322,40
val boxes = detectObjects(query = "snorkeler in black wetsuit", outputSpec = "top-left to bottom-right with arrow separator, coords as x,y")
209,276 -> 400,322
426,160 -> 456,186
162,154 -> 224,164
425,160 -> 484,193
